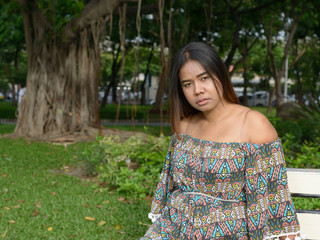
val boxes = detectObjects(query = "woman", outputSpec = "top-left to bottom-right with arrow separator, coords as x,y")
141,42 -> 302,240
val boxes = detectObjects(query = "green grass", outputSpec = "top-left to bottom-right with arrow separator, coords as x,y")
0,138 -> 150,239
0,124 -> 15,135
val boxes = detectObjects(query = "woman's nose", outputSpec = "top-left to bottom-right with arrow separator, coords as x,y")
194,83 -> 204,95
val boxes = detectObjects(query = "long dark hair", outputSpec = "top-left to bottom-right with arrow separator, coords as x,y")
169,41 -> 239,134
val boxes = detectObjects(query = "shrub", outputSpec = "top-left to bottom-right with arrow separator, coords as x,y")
0,103 -> 16,119
80,134 -> 171,200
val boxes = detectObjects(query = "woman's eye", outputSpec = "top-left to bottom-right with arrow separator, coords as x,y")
184,83 -> 191,88
201,76 -> 209,81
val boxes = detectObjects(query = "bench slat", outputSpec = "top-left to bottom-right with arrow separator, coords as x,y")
297,212 -> 320,239
287,168 -> 320,196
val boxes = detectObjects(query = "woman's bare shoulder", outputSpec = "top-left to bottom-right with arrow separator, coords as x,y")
179,113 -> 202,133
245,110 -> 278,144
179,116 -> 189,131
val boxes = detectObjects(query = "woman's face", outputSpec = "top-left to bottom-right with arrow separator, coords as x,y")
179,60 -> 224,113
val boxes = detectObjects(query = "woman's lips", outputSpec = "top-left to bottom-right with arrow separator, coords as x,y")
197,98 -> 208,106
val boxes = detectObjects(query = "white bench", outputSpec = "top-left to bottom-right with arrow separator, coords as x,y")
287,168 -> 320,239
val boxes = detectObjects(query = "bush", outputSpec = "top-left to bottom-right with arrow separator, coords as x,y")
0,103 -> 16,119
271,117 -> 320,145
0,102 -> 148,120
283,134 -> 320,168
80,134 -> 171,200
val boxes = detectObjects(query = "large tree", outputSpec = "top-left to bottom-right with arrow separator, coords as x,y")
14,0 -> 135,140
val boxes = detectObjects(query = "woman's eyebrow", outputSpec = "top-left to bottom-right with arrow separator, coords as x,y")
196,72 -> 208,78
180,79 -> 191,84
180,72 -> 208,83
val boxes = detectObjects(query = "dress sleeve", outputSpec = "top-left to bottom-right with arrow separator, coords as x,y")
148,136 -> 175,223
244,139 -> 301,239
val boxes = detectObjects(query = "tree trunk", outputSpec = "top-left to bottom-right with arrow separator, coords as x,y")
14,29 -> 100,140
101,44 -> 122,107
151,0 -> 167,113
267,87 -> 275,114
293,41 -> 303,104
15,0 -> 132,140
140,45 -> 154,105
242,56 -> 248,106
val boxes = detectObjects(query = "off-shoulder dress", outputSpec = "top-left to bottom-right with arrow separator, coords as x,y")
140,134 -> 301,240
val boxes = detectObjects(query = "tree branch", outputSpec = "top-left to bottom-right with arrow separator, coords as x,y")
289,39 -> 307,70
261,11 -> 278,78
280,5 -> 307,74
63,0 -> 138,44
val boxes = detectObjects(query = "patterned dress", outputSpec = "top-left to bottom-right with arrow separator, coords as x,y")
141,134 -> 300,240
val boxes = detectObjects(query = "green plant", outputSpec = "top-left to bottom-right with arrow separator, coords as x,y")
292,139 -> 320,168
0,102 -> 17,119
80,134 -> 171,200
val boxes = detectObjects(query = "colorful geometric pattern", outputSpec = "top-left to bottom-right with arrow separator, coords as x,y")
140,134 -> 300,240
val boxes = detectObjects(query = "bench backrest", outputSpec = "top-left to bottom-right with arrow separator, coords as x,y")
287,168 -> 320,240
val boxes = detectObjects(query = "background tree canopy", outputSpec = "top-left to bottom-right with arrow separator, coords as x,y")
0,0 -> 319,140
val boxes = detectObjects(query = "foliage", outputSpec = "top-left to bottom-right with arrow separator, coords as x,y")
36,0 -> 85,34
0,102 -> 17,119
296,95 -> 320,122
80,134 -> 171,200
0,0 -> 26,93
100,104 -> 146,120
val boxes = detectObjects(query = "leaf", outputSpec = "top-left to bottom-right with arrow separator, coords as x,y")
98,221 -> 106,226
34,202 -> 42,208
1,229 -> 7,238
3,206 -> 10,211
115,224 -> 121,230
96,205 -> 102,208
102,200 -> 110,204
117,196 -> 127,203
33,209 -> 39,217
51,192 -> 56,196
138,221 -> 150,227
84,217 -> 95,221
2,174 -> 8,178
9,220 -> 15,224
47,227 -> 53,232
14,205 -> 21,209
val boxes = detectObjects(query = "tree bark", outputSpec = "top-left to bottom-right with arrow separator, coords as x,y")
293,41 -> 303,104
140,45 -> 154,105
151,0 -> 167,113
101,44 -> 122,107
15,0 -> 133,140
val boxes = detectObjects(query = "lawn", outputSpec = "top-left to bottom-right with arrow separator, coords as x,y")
0,136 -> 150,239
